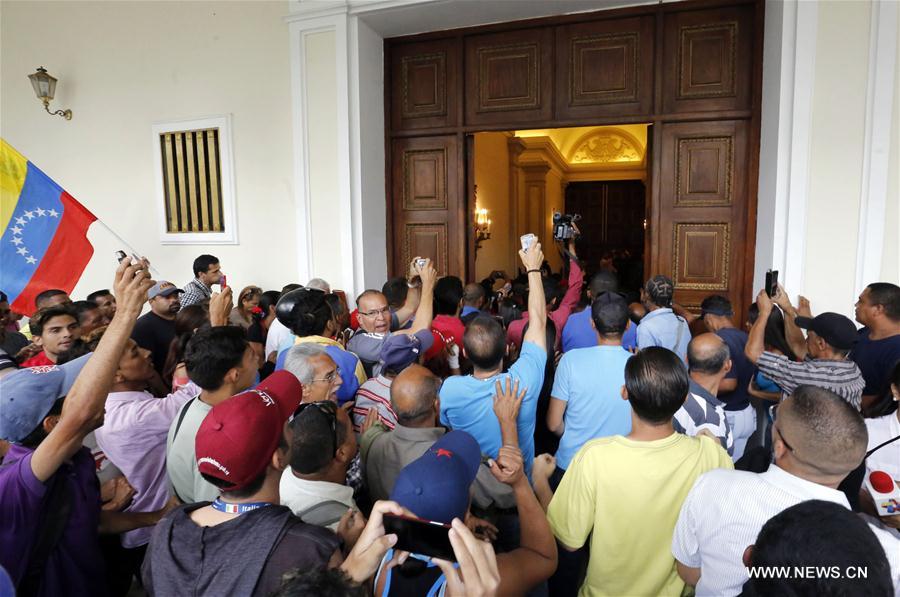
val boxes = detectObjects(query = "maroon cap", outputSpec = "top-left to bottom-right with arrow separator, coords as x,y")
196,370 -> 302,491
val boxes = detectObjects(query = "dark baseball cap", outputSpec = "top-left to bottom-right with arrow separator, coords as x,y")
380,329 -> 434,372
195,371 -> 302,491
794,312 -> 858,350
389,430 -> 481,524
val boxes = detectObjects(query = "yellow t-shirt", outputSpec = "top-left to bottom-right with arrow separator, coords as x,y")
547,433 -> 733,597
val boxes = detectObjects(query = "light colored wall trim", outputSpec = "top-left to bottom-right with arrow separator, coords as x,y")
855,0 -> 899,294
289,13 -> 356,294
756,0 -> 817,295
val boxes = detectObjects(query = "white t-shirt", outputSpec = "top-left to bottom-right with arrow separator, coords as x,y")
865,412 -> 900,482
265,318 -> 293,361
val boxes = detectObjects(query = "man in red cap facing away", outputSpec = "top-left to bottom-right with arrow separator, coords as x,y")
142,371 -> 341,596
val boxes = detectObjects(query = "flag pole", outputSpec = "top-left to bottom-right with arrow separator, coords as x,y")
94,220 -> 162,278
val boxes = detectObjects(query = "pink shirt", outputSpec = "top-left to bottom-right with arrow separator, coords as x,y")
507,259 -> 584,351
94,383 -> 200,547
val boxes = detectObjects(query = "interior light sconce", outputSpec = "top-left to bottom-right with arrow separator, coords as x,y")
28,67 -> 72,120
473,186 -> 492,255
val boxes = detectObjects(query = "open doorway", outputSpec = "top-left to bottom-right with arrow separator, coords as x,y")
471,124 -> 650,298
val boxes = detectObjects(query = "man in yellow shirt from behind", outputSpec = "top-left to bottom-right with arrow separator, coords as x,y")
547,346 -> 734,597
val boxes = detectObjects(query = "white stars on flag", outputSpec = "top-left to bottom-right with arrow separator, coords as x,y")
6,206 -> 58,269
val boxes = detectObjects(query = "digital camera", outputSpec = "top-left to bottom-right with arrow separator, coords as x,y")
552,212 -> 581,242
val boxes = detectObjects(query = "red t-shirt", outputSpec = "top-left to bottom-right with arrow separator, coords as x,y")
20,351 -> 54,368
426,315 -> 466,361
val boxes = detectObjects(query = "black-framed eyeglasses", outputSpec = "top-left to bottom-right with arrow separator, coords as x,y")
291,400 -> 338,456
359,305 -> 391,318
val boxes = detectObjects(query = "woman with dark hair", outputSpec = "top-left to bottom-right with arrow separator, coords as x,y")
228,285 -> 262,329
162,304 -> 210,391
247,290 -> 280,372
323,293 -> 351,345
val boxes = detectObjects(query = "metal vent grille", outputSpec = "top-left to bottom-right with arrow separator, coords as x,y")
159,128 -> 224,233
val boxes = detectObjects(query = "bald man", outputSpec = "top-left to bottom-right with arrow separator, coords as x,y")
672,385 -> 900,595
674,334 -> 733,457
360,365 -> 512,508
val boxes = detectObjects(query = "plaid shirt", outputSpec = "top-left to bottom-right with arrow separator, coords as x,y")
180,278 -> 212,308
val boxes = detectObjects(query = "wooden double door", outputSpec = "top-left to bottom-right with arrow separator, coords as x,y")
387,0 -> 762,319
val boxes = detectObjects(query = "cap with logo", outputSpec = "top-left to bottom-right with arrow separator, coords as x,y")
195,370 -> 302,491
794,312 -> 858,351
148,281 -> 183,300
389,430 -> 482,524
380,329 -> 434,372
0,354 -> 91,442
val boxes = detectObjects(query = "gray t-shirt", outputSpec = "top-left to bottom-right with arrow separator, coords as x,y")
165,397 -> 219,503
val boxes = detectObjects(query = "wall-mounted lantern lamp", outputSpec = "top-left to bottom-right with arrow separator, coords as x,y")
474,186 -> 492,255
28,67 -> 72,120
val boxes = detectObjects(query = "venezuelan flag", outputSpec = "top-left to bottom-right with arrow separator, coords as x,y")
1,139 -> 96,314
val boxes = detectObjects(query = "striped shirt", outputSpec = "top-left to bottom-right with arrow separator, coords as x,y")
756,351 -> 865,409
352,375 -> 397,433
672,465 -> 900,595
674,381 -> 734,456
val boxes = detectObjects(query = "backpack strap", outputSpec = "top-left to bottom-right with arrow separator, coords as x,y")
866,433 -> 900,458
169,398 -> 196,504
7,461 -> 74,597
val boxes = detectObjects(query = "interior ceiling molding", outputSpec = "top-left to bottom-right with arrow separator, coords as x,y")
287,0 -> 671,37
568,128 -> 644,164
514,134 -> 646,177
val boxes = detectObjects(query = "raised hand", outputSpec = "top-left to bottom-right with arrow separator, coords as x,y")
209,286 -> 234,327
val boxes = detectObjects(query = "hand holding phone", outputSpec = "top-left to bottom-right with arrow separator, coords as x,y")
383,513 -> 455,561
765,270 -> 779,298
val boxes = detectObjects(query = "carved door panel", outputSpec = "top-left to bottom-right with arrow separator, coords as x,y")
390,38 -> 461,131
661,4 -> 755,114
390,136 -> 464,278
656,120 -> 750,318
555,15 -> 655,121
465,28 -> 554,126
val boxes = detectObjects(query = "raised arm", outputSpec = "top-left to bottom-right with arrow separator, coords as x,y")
31,261 -> 154,482
554,241 -> 584,319
744,290 -> 772,365
404,259 -> 437,335
393,258 -> 424,327
521,240 -> 547,349
773,285 -> 808,359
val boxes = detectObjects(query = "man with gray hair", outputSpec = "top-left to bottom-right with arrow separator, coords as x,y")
676,334 -> 734,458
306,278 -> 331,293
673,385 -> 900,594
283,343 -> 343,404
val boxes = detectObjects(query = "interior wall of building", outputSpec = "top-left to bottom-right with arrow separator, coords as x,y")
472,133 -> 513,282
0,1 -> 299,302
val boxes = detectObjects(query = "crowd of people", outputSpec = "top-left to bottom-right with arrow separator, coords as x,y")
1,235 -> 899,597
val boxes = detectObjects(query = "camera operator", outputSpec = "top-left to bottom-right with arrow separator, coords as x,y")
507,235 -> 583,353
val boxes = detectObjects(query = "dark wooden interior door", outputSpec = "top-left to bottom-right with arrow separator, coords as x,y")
390,136 -> 464,278
386,0 -> 762,313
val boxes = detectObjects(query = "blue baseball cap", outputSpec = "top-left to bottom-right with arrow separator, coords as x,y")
389,430 -> 482,523
0,354 -> 90,443
379,329 -> 434,372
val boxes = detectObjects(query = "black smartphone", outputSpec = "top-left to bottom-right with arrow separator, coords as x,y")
383,513 -> 455,561
765,270 -> 779,298
115,250 -> 128,263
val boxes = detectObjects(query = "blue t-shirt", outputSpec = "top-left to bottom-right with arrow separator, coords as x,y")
636,308 -> 690,360
850,328 -> 900,396
550,345 -> 633,469
561,308 -> 636,353
439,341 -> 547,475
716,327 -> 753,411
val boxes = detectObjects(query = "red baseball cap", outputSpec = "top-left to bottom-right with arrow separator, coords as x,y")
195,370 -> 302,491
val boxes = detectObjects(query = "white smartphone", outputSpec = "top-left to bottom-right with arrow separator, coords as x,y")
520,233 -> 536,253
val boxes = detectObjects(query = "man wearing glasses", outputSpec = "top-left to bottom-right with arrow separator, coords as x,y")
348,258 -> 437,377
672,385 -> 900,595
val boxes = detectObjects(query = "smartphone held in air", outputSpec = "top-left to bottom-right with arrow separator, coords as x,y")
383,513 -> 455,561
415,258 -> 428,269
520,233 -> 536,253
220,275 -> 227,289
115,250 -> 128,263
765,270 -> 779,298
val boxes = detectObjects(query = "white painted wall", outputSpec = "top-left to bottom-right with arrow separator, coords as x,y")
0,1 -> 300,303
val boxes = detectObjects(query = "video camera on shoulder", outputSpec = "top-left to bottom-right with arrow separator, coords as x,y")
552,212 -> 581,242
